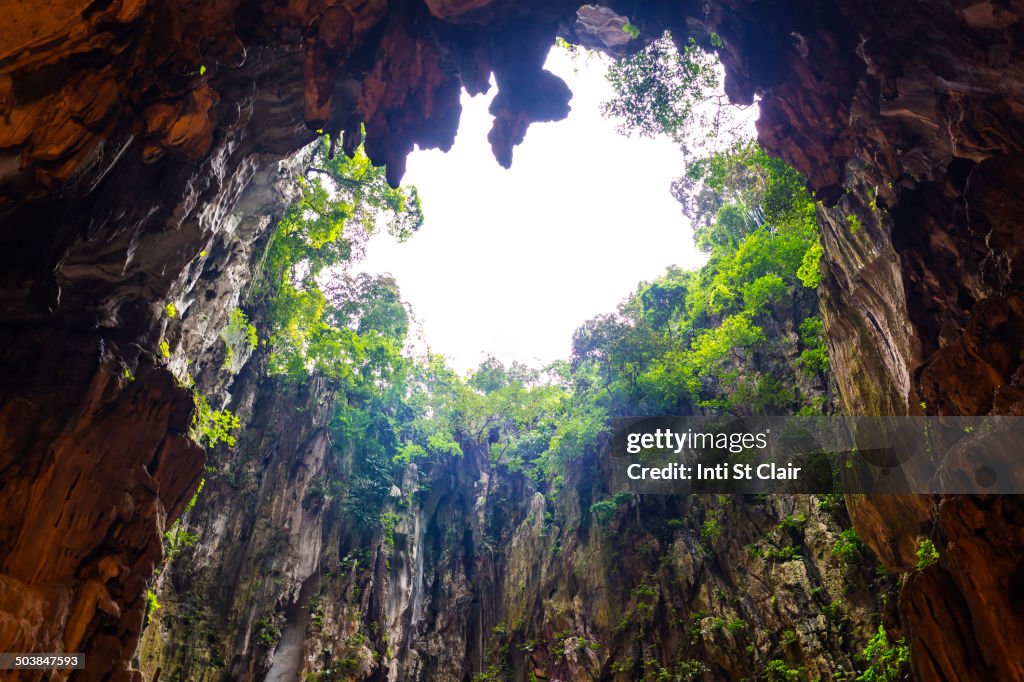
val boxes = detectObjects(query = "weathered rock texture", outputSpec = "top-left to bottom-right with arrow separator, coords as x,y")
141,398 -> 894,682
2,0 -> 1024,680
671,3 -> 1024,679
1,0 -> 582,673
0,353 -> 203,682
135,274 -> 894,681
0,133 -> 307,681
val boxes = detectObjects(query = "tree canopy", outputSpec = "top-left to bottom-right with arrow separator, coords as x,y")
601,31 -> 748,157
241,54 -> 829,525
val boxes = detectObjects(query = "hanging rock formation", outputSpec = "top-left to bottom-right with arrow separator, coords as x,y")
2,0 -> 1024,680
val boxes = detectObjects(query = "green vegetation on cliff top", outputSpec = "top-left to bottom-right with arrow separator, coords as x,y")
243,130 -> 825,530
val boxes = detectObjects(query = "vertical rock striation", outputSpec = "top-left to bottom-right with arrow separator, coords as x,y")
139,276 -> 894,681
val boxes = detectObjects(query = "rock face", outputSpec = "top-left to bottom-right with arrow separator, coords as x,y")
2,0 -> 1024,680
678,3 -> 1024,679
135,273 -> 895,681
0,0 -> 582,208
140,367 -> 895,681
0,136 -> 308,681
0,354 -> 204,682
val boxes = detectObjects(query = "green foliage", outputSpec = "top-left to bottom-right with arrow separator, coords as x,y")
392,355 -> 611,495
856,625 -> 909,682
260,138 -> 420,383
566,141 -> 824,418
602,33 -> 722,146
726,617 -> 746,632
691,314 -> 765,368
915,538 -> 939,570
682,139 -> 812,228
164,524 -> 199,559
144,589 -> 160,626
778,513 -> 808,530
261,278 -> 417,531
797,316 -> 830,377
589,499 -> 619,527
191,393 -> 241,449
797,240 -> 824,288
221,308 -> 258,372
225,308 -> 258,349
381,512 -> 400,550
765,659 -> 802,681
265,273 -> 410,383
257,203 -> 427,534
773,546 -> 802,562
265,139 -> 421,287
163,480 -> 202,559
742,273 -> 787,311
255,618 -> 281,648
700,509 -> 722,549
832,528 -> 861,565
183,479 -> 204,516
817,492 -> 845,513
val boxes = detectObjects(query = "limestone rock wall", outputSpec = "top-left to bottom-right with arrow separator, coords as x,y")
675,3 -> 1024,677
0,129 -> 308,682
3,0 -> 1024,680
142,409 -> 894,682
0,354 -> 203,682
136,280 -> 892,682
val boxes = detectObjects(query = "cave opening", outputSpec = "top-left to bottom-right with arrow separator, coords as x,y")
128,26 -> 851,681
3,1 -> 1024,681
352,44 -> 713,373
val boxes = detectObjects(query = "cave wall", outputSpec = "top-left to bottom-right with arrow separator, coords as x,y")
0,133 -> 309,681
0,2 -> 581,678
130,274 -> 884,682
674,3 -> 1024,678
3,0 -> 1024,680
141,342 -> 893,682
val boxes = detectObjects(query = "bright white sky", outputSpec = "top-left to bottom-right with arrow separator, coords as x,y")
357,48 -> 705,373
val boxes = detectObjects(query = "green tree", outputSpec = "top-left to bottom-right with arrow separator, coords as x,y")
602,33 -> 722,146
563,141 -> 826,418
261,137 -> 420,295
260,138 -> 421,381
